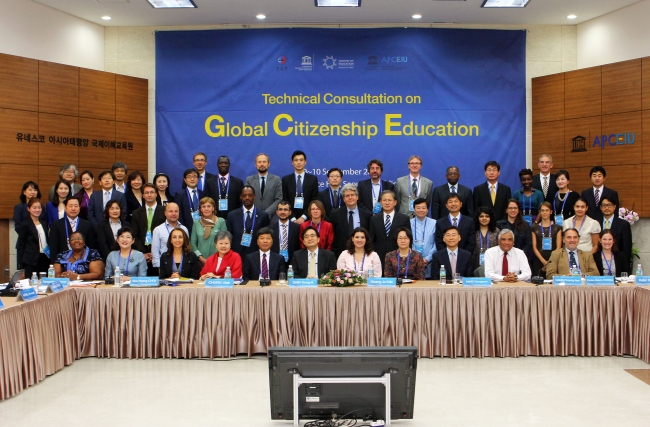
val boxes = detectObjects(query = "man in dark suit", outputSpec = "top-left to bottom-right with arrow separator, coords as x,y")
581,166 -> 619,223
131,184 -> 166,276
49,197 -> 97,262
473,160 -> 512,221
430,166 -> 474,219
290,226 -> 337,278
357,159 -> 395,214
430,226 -> 474,280
369,190 -> 412,269
317,167 -> 344,219
270,201 -> 301,264
281,150 -> 319,223
532,154 -> 558,204
182,152 -> 216,191
87,170 -> 127,228
226,186 -> 271,259
174,167 -> 204,238
434,193 -> 476,254
204,155 -> 244,220
245,153 -> 283,219
600,195 -> 632,264
329,183 -> 373,257
242,227 -> 287,280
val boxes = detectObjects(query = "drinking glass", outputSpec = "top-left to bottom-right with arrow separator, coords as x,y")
278,272 -> 287,285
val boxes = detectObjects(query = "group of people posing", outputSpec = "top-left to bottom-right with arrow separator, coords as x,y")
14,151 -> 632,283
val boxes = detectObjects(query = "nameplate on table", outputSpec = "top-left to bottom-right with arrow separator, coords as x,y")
289,278 -> 318,287
367,277 -> 397,287
462,278 -> 492,287
585,276 -> 615,286
130,277 -> 160,287
205,278 -> 234,288
16,287 -> 38,302
635,276 -> 650,285
553,276 -> 582,286
43,278 -> 68,293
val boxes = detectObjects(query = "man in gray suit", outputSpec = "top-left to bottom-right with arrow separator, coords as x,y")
394,155 -> 433,218
246,153 -> 282,220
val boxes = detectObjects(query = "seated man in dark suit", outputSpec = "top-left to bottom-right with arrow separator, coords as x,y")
174,167 -> 204,238
242,227 -> 287,280
430,166 -> 474,219
290,226 -> 337,278
434,193 -> 476,254
430,226 -> 474,280
88,170 -> 127,228
317,167 -> 344,219
329,183 -> 373,257
473,160 -> 511,222
369,190 -> 412,270
49,197 -> 97,263
599,195 -> 632,264
581,166 -> 619,223
226,186 -> 270,259
270,201 -> 301,263
356,159 -> 395,214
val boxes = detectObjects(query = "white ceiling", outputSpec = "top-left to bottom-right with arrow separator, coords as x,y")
33,0 -> 641,27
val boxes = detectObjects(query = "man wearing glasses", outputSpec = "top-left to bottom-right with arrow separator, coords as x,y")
395,155 -> 433,218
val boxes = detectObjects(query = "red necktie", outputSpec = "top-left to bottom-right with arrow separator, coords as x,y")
261,253 -> 268,279
502,251 -> 509,276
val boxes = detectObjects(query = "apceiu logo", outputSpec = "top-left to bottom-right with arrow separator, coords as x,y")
323,56 -> 337,69
571,132 -> 636,152
382,56 -> 408,63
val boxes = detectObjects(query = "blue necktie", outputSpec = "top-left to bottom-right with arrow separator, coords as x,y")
384,214 -> 391,236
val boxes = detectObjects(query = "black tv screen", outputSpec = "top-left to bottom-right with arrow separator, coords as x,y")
268,346 -> 417,422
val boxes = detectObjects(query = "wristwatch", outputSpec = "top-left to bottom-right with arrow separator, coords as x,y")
77,274 -> 80,280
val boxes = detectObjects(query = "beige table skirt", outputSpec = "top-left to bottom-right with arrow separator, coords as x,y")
1,284 -> 648,400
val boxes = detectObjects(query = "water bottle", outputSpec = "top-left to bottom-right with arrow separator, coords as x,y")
439,266 -> 446,285
287,265 -> 294,280
225,266 -> 232,279
367,265 -> 374,279
571,266 -> 580,276
47,264 -> 55,278
636,264 -> 643,276
31,272 -> 39,293
114,266 -> 121,287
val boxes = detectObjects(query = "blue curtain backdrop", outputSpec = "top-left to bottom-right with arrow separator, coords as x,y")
156,28 -> 526,194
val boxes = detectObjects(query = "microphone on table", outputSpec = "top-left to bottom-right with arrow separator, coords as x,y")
531,268 -> 545,286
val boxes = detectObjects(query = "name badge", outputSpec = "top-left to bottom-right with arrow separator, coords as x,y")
586,276 -> 615,286
241,233 -> 252,247
41,277 -> 69,289
16,287 -> 38,302
289,278 -> 317,287
43,245 -> 51,257
635,276 -> 650,285
373,202 -> 381,214
479,252 -> 485,265
542,237 -> 552,251
553,276 -> 582,286
192,210 -> 200,221
219,198 -> 228,211
294,197 -> 304,209
0,299 -> 4,310
414,241 -> 424,255
408,199 -> 414,212
280,249 -> 289,262
462,278 -> 492,287
205,278 -> 234,288
523,215 -> 532,226
145,231 -> 152,245
130,277 -> 160,287
554,215 -> 564,226
367,277 -> 397,287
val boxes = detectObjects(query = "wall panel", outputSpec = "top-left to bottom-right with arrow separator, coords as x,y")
0,54 -> 38,112
602,59 -> 642,116
79,69 -> 116,121
643,58 -> 650,112
0,164 -> 39,217
38,113 -> 79,167
601,111 -> 642,166
644,110 -> 650,164
79,118 -> 116,169
564,116 -> 601,169
39,61 -> 78,116
532,74 -> 564,124
565,67 -> 601,120
116,122 -> 148,172
532,120 -> 564,168
0,108 -> 39,165
605,164 -> 643,216
116,75 -> 147,125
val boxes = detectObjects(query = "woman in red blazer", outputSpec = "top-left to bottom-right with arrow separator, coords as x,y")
299,200 -> 334,250
199,230 -> 243,279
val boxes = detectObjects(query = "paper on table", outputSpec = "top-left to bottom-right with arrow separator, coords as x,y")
69,281 -> 102,287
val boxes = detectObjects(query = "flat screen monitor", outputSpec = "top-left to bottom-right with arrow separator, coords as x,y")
268,346 -> 417,422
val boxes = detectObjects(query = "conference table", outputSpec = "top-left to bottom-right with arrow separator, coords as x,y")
1,280 -> 650,400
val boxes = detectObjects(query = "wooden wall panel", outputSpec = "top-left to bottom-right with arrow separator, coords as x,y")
39,165 -> 63,201
532,120 -> 564,168
644,165 -> 650,217
79,69 -> 115,121
38,113 -> 79,167
0,109 -> 39,164
0,220 -> 9,281
602,59 -> 642,115
116,75 -> 148,125
116,122 -> 148,172
0,54 -> 38,112
532,73 -> 564,124
564,116 -> 602,169
605,164 -> 644,215
564,166 -> 593,200
79,118 -> 116,169
39,61 -> 79,116
644,110 -> 650,164
0,164 -> 40,220
564,67 -> 601,120
601,111 -> 642,166
643,58 -> 650,112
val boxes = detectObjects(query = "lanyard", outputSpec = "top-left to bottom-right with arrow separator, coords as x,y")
371,181 -> 383,202
64,215 -> 79,243
329,188 -> 342,209
186,188 -> 198,211
353,253 -> 366,273
164,222 -> 175,235
540,225 -> 550,238
602,251 -> 614,276
119,249 -> 133,276
66,247 -> 88,273
521,193 -> 532,215
480,231 -> 490,251
309,220 -> 322,233
172,252 -> 183,273
413,218 -> 426,242
83,190 -> 92,206
219,176 -> 230,200
397,250 -> 411,279
573,216 -> 586,233
553,190 -> 571,215
243,207 -> 257,233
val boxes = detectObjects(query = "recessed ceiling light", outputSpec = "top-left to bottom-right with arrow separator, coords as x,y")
481,0 -> 530,8
412,14 -> 422,19
315,0 -> 361,7
567,14 -> 577,20
256,14 -> 266,19
102,16 -> 112,20
147,0 -> 196,9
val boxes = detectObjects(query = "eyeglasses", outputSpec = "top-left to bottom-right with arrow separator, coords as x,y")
408,162 -> 421,165
600,203 -> 614,208
397,236 -> 410,240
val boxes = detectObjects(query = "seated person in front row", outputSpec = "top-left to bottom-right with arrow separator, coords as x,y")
336,227 -> 382,277
483,229 -> 532,282
383,228 -> 427,280
159,228 -> 202,280
593,230 -> 629,277
430,226 -> 474,280
199,230 -> 243,280
545,228 -> 598,278
242,227 -> 287,280
54,231 -> 104,280
290,226 -> 337,279
104,227 -> 148,280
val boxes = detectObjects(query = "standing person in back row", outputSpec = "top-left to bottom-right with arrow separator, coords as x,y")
473,160 -> 512,222
369,190 -> 411,270
430,166 -> 474,219
357,159 -> 395,214
581,166 -> 619,224
88,170 -> 127,229
204,155 -> 244,220
395,155 -> 433,218
281,150 -> 319,224
245,153 -> 283,220
532,154 -> 558,204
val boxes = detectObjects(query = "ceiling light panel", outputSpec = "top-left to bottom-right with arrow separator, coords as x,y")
481,0 -> 530,8
315,0 -> 361,7
148,0 -> 196,8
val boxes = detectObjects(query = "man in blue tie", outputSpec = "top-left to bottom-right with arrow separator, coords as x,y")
545,228 -> 598,278
174,168 -> 204,238
192,152 -> 216,192
434,193 -> 476,254
88,170 -> 127,228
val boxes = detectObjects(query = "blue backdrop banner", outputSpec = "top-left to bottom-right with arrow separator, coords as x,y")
156,28 -> 525,194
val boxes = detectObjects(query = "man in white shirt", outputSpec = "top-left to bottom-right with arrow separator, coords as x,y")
484,229 -> 531,282
151,202 -> 188,268
112,162 -> 128,193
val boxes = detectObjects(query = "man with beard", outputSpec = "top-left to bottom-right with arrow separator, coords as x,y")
245,153 -> 282,220
357,159 -> 395,214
